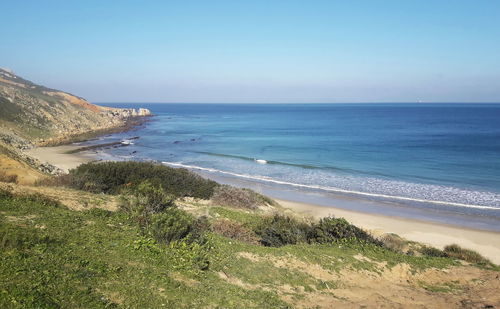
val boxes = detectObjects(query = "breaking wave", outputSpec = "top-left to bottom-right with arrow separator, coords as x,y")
162,161 -> 500,211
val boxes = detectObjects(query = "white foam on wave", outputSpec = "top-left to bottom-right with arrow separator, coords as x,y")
254,159 -> 267,164
162,161 -> 500,211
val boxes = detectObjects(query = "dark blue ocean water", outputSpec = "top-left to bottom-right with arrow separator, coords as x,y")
94,103 -> 500,226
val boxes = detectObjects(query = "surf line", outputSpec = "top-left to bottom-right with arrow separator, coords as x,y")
162,161 -> 499,211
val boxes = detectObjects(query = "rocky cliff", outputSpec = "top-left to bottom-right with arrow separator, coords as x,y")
0,68 -> 151,177
0,68 -> 150,147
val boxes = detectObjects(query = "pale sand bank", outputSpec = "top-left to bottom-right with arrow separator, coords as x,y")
25,145 -> 95,173
277,198 -> 500,264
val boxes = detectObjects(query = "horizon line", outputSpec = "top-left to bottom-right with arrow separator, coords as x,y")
94,101 -> 500,104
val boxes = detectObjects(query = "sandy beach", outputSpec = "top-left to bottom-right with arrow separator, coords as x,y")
25,145 -> 96,173
278,198 -> 500,264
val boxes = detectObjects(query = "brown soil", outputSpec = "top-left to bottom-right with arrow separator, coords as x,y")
45,91 -> 100,113
223,252 -> 500,309
0,154 -> 46,185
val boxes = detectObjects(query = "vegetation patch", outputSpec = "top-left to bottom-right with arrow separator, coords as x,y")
211,185 -> 275,210
418,244 -> 494,268
0,192 -> 287,308
40,161 -> 218,199
309,216 -> 382,246
254,215 -> 382,248
379,233 -> 408,252
0,171 -> 17,183
419,281 -> 463,294
444,244 -> 492,265
419,246 -> 449,258
255,214 -> 310,247
211,219 -> 260,245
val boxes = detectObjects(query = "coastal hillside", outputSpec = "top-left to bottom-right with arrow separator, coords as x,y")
0,68 -> 150,147
0,68 -> 150,182
0,161 -> 498,308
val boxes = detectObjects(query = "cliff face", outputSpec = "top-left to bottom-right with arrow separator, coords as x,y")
0,68 -> 151,147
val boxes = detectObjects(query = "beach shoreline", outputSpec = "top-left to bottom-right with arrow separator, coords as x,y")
22,114 -> 152,174
25,145 -> 97,173
277,198 -> 500,264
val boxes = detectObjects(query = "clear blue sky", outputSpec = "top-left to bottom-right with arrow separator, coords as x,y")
1,0 -> 499,103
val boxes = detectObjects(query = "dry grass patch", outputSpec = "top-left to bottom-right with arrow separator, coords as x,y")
211,185 -> 275,210
211,219 -> 259,244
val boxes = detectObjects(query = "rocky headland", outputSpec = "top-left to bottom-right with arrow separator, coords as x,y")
0,68 -> 151,178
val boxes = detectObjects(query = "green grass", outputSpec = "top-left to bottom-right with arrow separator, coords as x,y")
0,194 -> 288,308
209,206 -> 266,230
0,189 -> 489,308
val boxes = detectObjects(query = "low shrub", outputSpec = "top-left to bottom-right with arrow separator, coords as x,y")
419,246 -> 449,258
168,238 -> 214,271
114,177 -> 211,251
0,225 -> 59,251
444,244 -> 491,264
418,245 -> 491,265
120,180 -> 175,215
145,207 -> 211,246
19,193 -> 62,208
0,187 -> 13,198
191,216 -> 211,242
309,217 -> 381,245
211,185 -> 274,209
148,207 -> 195,244
85,208 -> 114,218
211,219 -> 259,244
0,171 -> 17,183
35,174 -> 74,187
379,233 -> 407,252
67,161 -> 218,199
255,214 -> 310,247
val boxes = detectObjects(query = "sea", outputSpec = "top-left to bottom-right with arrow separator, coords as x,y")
89,103 -> 500,231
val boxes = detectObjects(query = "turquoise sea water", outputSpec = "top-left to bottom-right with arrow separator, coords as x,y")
94,103 -> 500,230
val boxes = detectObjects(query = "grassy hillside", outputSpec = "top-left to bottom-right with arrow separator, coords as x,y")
1,162 -> 499,308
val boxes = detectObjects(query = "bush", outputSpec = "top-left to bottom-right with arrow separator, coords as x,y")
211,219 -> 259,244
20,193 -> 62,208
67,161 -> 218,199
0,187 -> 13,199
0,226 -> 58,251
120,180 -> 175,215
168,238 -> 213,271
379,233 -> 407,252
85,208 -> 114,218
444,244 -> 491,264
309,217 -> 381,245
419,246 -> 449,258
35,174 -> 74,187
148,208 -> 195,244
145,207 -> 211,246
211,185 -> 275,209
255,214 -> 310,247
0,171 -> 17,183
190,216 -> 211,242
